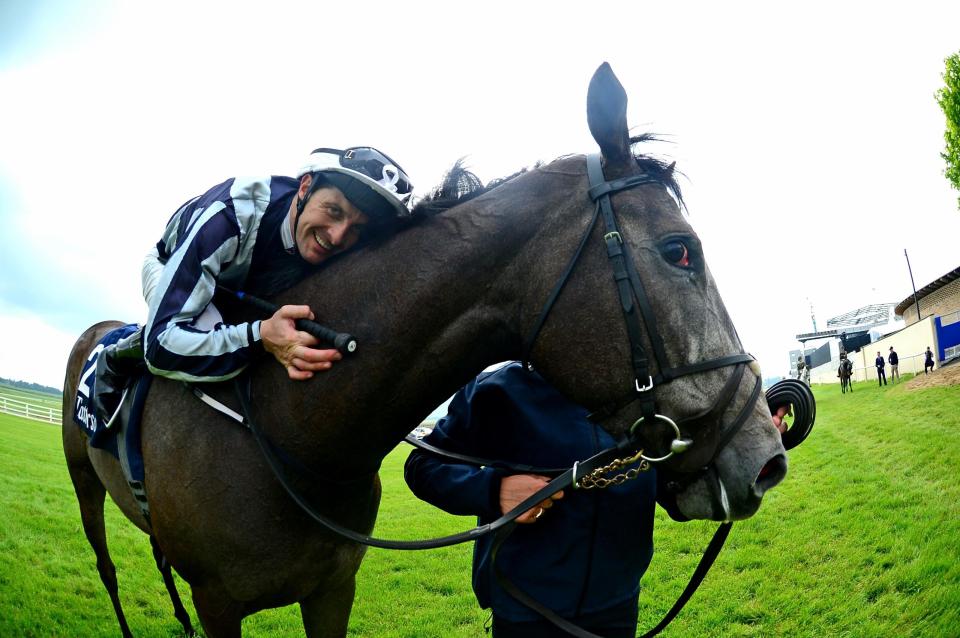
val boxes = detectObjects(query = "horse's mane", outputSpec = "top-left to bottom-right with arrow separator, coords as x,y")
410,134 -> 686,218
409,161 -> 534,217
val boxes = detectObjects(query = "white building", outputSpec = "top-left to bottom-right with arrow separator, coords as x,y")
792,303 -> 905,380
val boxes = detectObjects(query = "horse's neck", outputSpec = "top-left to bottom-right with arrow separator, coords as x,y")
266,182 -> 557,473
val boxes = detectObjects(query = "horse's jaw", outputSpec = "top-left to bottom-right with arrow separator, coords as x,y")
667,414 -> 788,521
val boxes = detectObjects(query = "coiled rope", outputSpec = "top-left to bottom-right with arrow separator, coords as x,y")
764,378 -> 816,450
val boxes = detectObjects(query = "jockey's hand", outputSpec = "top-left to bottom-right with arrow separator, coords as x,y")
772,405 -> 791,435
260,305 -> 342,380
500,474 -> 564,524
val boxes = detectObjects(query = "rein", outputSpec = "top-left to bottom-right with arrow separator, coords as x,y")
196,374 -> 810,637
229,374 -> 728,637
490,522 -> 733,638
192,153 -> 818,636
231,372 -> 647,550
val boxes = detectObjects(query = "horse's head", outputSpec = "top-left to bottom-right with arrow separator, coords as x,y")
516,63 -> 786,522
261,62 -> 787,523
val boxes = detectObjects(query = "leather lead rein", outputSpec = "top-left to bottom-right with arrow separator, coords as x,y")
204,153 -> 819,637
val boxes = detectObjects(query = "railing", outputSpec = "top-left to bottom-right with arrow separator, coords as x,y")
0,396 -> 62,425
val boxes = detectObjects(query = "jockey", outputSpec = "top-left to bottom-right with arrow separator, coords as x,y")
92,147 -> 414,426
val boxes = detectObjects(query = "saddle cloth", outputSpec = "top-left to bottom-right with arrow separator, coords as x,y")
72,324 -> 152,484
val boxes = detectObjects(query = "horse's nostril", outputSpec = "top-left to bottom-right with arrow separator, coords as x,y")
754,454 -> 787,495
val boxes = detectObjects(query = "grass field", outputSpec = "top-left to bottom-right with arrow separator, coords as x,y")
1,375 -> 958,637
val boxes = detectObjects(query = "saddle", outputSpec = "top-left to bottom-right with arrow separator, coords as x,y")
73,325 -> 154,523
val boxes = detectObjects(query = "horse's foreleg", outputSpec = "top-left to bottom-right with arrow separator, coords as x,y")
65,455 -> 133,638
300,578 -> 357,638
150,536 -> 196,636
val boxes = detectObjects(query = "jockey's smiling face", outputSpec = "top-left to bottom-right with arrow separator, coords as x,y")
293,176 -> 369,266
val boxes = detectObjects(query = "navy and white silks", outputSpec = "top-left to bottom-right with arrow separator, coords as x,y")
142,175 -> 305,382
404,363 -> 658,623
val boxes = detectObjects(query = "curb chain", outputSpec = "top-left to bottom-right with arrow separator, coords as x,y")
577,450 -> 651,489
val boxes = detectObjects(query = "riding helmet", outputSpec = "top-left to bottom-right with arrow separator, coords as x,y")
297,147 -> 414,224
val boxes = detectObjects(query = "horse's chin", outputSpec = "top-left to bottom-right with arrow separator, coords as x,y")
666,430 -> 788,522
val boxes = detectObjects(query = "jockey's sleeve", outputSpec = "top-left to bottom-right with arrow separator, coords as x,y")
144,203 -> 260,382
141,246 -> 164,307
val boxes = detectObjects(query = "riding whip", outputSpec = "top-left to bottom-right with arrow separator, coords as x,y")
217,286 -> 357,355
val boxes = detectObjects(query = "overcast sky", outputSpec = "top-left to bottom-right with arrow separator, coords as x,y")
2,1 -> 959,389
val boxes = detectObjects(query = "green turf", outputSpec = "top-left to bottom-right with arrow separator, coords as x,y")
0,376 -> 957,636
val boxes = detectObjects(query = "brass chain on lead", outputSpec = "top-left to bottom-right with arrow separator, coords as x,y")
577,449 -> 652,490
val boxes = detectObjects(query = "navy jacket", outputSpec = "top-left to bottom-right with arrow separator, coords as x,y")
404,363 -> 657,621
875,356 -> 885,370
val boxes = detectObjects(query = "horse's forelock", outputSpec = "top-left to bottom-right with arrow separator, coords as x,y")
629,134 -> 686,213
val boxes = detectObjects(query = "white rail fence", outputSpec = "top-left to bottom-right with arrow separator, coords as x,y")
0,396 -> 61,425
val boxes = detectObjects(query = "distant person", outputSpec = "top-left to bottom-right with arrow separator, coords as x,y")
924,347 -> 935,374
875,351 -> 887,386
888,347 -> 900,383
837,351 -> 853,384
796,355 -> 807,384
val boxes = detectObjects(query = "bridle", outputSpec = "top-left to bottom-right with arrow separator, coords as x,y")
213,152 -> 814,637
522,154 -> 762,470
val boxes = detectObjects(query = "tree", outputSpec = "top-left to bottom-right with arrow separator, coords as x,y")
936,52 -> 960,209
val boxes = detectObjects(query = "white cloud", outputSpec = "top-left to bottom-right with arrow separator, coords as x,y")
2,1 -> 960,384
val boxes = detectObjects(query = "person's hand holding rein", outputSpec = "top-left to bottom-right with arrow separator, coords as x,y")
500,474 -> 565,524
772,405 -> 790,435
260,305 -> 342,380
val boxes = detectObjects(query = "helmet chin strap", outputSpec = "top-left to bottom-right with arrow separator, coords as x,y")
291,173 -> 323,260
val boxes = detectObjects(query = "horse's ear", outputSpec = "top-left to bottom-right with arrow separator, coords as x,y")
587,62 -> 632,166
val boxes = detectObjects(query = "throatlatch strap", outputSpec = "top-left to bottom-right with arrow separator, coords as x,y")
521,199 -> 602,370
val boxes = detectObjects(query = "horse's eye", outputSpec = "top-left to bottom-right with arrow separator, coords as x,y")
663,240 -> 690,267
